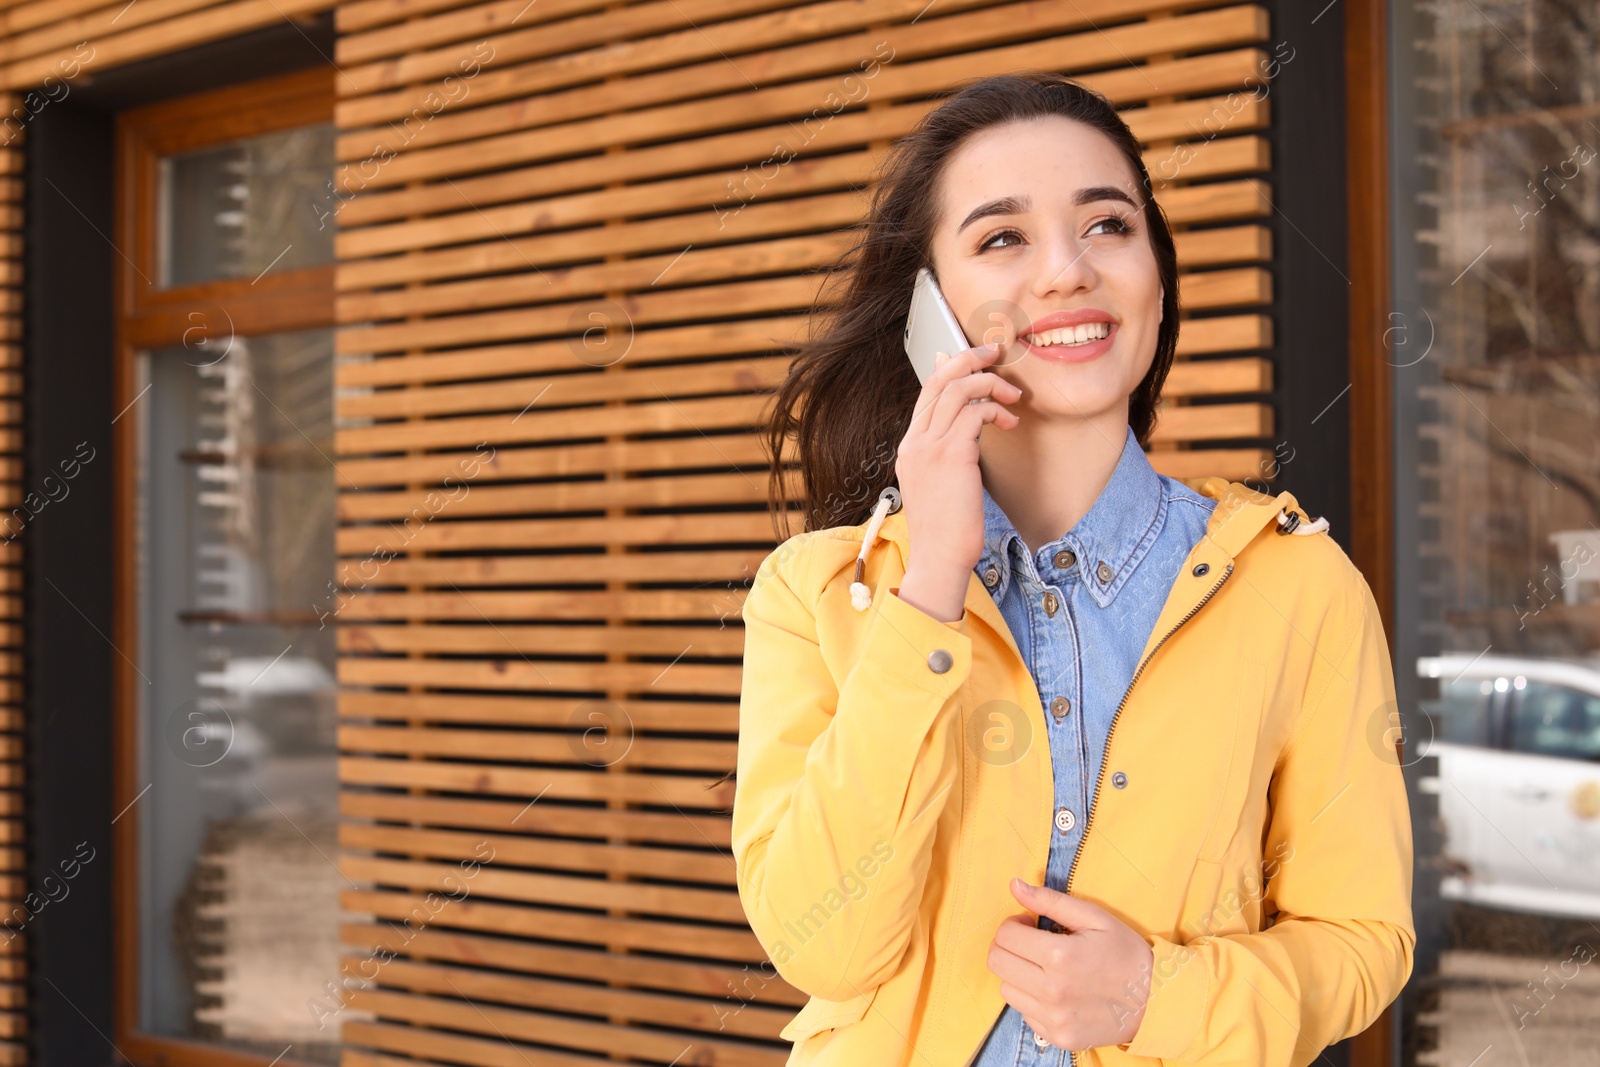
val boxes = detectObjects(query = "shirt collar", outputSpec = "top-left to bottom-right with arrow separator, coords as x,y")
977,424 -> 1168,609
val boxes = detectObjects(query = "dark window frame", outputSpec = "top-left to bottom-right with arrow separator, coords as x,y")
111,66 -> 335,1067
23,16 -> 334,1067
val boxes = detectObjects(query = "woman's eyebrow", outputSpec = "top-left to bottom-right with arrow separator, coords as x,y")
955,187 -> 1139,235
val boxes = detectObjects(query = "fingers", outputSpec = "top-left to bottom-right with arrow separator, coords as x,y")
919,355 -> 1022,440
943,389 -> 1021,443
909,342 -> 1007,427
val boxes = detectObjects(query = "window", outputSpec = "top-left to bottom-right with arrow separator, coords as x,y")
114,67 -> 338,1067
1390,0 -> 1600,1060
1509,682 -> 1600,761
1430,677 -> 1494,747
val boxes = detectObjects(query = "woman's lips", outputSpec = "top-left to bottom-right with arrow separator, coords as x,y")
1019,322 -> 1117,363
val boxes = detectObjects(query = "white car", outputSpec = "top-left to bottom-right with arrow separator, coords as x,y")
1417,652 -> 1600,920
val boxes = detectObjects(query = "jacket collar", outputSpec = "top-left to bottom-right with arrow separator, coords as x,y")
866,476 -> 1308,670
976,425 -> 1164,608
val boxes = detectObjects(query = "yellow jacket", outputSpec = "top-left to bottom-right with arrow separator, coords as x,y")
733,478 -> 1414,1066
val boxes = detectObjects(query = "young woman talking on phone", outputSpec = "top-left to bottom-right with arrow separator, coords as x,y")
731,73 -> 1414,1067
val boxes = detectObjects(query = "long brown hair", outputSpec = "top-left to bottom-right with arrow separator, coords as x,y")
761,72 -> 1182,541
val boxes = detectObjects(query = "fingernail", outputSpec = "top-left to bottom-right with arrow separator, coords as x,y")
935,351 -> 949,365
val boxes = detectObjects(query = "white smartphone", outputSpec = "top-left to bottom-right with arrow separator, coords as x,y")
903,266 -> 974,385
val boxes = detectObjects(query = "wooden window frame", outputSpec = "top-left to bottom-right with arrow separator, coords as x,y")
109,64 -> 336,1067
1346,0 -> 1399,1064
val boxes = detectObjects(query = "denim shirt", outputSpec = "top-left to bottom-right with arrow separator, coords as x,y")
967,425 -> 1217,1067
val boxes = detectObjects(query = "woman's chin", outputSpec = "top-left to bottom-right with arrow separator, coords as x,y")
1013,373 -> 1140,423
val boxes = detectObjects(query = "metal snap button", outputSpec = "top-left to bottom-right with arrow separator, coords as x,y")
1054,806 -> 1075,834
983,565 -> 1000,588
1193,562 -> 1210,577
1112,771 -> 1128,789
927,649 -> 953,674
1053,549 -> 1076,569
1050,696 -> 1071,720
1096,560 -> 1113,584
1041,591 -> 1059,616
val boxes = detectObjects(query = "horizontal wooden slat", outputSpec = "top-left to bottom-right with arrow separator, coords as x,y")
339,758 -> 735,805
331,550 -> 767,589
339,824 -> 731,881
327,589 -> 754,625
339,690 -> 738,731
1156,400 -> 1273,441
339,790 -> 732,846
335,508 -> 781,556
336,656 -> 736,693
336,0 -> 520,38
1156,448 -> 1276,483
339,726 -> 736,772
339,621 -> 746,656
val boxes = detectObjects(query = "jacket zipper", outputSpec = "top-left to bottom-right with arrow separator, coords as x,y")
1062,561 -> 1234,898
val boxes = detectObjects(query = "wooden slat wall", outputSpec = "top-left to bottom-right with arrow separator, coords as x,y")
329,1 -> 1280,1065
0,0 -> 340,90
0,90 -> 23,1067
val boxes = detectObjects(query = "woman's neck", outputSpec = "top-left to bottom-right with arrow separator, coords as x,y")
978,408 -> 1130,556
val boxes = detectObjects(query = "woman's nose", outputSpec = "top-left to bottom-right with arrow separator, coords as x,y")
1032,241 -> 1095,298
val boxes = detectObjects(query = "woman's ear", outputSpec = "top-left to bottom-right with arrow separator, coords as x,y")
1158,285 -> 1165,325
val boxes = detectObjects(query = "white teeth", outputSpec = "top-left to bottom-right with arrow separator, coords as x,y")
1027,322 -> 1112,347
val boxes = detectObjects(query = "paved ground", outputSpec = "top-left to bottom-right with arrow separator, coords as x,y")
1414,932 -> 1600,1066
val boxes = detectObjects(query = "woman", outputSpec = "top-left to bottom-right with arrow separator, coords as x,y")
731,72 -> 1414,1067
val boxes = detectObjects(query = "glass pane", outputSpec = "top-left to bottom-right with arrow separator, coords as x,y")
1511,682 -> 1600,761
1391,0 -> 1600,1062
158,123 -> 336,287
1423,672 -> 1494,747
134,328 -> 341,1061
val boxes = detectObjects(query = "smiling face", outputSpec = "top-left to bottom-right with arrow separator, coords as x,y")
927,115 -> 1164,425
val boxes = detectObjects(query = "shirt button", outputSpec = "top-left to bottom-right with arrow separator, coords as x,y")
983,565 -> 1000,588
1096,560 -> 1114,584
1041,591 -> 1058,616
1054,806 -> 1075,834
1053,549 -> 1076,569
927,649 -> 953,674
1034,1032 -> 1051,1049
1050,696 -> 1071,720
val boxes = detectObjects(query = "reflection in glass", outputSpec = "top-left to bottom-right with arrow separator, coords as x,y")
158,123 -> 336,287
1393,0 -> 1600,1062
134,328 -> 341,1062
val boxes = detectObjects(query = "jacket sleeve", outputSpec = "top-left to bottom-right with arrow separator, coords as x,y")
1119,561 -> 1416,1066
732,536 -> 971,1002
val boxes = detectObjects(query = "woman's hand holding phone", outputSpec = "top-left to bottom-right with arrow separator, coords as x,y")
894,341 -> 1022,623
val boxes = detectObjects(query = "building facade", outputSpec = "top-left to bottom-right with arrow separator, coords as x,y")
0,0 -> 1590,1065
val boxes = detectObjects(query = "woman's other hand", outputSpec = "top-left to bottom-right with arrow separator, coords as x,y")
894,341 -> 1021,622
986,877 -> 1155,1052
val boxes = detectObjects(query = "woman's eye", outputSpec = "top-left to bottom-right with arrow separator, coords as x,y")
978,228 -> 1022,252
1090,214 -> 1135,237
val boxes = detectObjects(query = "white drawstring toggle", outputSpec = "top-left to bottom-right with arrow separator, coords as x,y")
1277,507 -> 1329,536
851,487 -> 902,611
